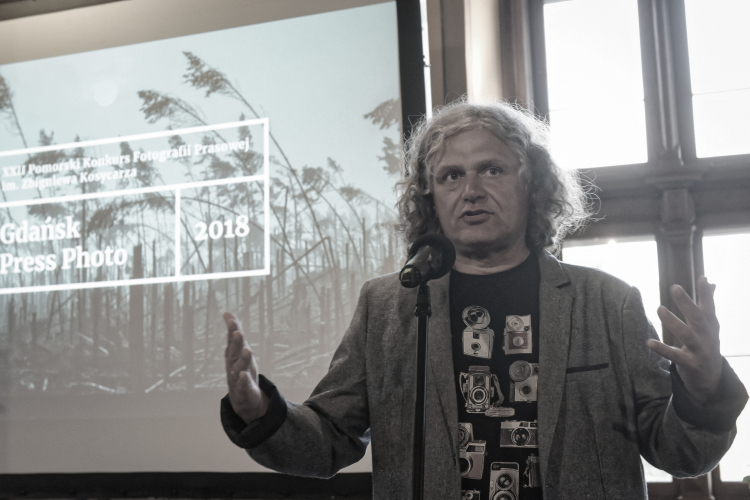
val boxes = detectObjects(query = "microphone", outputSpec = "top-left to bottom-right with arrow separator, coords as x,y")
399,233 -> 456,288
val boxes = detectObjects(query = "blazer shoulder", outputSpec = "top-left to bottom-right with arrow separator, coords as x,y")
362,272 -> 412,302
363,271 -> 399,291
558,260 -> 635,301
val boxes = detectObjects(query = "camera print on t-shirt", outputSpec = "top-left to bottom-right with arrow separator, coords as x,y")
503,314 -> 532,355
459,365 -> 515,418
459,422 -> 486,481
462,305 -> 495,359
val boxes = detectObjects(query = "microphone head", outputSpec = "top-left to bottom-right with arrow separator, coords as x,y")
406,232 -> 456,280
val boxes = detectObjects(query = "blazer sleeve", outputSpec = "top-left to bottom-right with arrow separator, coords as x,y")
227,280 -> 372,478
622,286 -> 748,477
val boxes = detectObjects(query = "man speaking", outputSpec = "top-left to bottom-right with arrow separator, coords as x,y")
220,101 -> 748,499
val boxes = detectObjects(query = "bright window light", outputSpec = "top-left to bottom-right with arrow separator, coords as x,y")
562,238 -> 660,327
703,230 -> 750,481
544,0 -> 647,169
685,0 -> 750,158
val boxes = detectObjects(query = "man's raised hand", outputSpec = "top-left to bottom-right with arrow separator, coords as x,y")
224,312 -> 269,424
646,276 -> 723,404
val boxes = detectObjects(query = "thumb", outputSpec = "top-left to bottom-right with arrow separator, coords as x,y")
223,311 -> 241,333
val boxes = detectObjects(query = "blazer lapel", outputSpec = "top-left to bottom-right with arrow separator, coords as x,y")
537,251 -> 573,479
426,272 -> 458,448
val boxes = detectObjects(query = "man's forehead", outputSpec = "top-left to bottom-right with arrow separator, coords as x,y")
433,128 -> 520,169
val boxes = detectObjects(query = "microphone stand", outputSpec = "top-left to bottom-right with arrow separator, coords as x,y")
400,232 -> 455,500
412,284 -> 431,500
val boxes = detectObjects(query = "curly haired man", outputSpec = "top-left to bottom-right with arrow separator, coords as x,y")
221,101 -> 747,500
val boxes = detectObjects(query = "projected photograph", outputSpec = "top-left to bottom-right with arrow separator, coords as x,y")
0,2 -> 402,403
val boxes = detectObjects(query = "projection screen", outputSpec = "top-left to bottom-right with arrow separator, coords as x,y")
0,0 -> 404,473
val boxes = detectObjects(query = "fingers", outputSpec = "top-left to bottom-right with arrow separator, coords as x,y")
225,330 -> 245,367
663,279 -> 719,338
224,311 -> 256,390
653,279 -> 723,399
657,305 -> 699,349
231,347 -> 257,380
223,311 -> 248,364
669,284 -> 705,328
646,338 -> 691,365
695,275 -> 717,319
222,312 -> 265,423
223,311 -> 242,339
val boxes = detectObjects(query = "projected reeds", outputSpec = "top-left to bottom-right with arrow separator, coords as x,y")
0,52 -> 403,396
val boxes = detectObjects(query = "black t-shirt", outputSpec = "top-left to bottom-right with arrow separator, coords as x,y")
450,254 -> 542,500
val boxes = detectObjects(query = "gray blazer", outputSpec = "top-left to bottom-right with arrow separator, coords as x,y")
242,251 -> 745,499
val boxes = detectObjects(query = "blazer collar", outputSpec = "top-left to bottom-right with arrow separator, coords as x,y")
425,272 -> 459,450
538,249 -> 570,288
536,250 -> 574,482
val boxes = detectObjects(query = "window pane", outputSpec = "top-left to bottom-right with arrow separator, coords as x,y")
692,90 -> 750,158
703,232 -> 750,357
703,230 -> 750,480
562,238 -> 660,328
685,0 -> 750,158
562,237 -> 670,482
544,0 -> 647,169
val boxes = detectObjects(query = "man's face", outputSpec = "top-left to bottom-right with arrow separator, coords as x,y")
432,128 -> 529,259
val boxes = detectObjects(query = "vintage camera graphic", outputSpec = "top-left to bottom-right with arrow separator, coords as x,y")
509,360 -> 538,403
461,490 -> 481,500
524,454 -> 541,488
459,440 -> 486,479
462,305 -> 494,358
458,422 -> 474,450
503,314 -> 532,355
463,328 -> 494,358
489,462 -> 519,500
500,420 -> 538,448
460,366 -> 501,413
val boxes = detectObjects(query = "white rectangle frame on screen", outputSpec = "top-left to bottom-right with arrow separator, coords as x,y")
0,117 -> 271,294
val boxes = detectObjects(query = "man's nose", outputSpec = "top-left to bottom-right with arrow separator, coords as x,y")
463,174 -> 485,201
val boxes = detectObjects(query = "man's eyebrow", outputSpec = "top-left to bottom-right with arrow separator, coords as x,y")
434,163 -> 462,172
477,159 -> 508,168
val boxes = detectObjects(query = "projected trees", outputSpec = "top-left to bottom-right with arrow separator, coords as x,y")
0,52 -> 403,398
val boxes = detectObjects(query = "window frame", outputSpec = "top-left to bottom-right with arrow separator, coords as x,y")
527,0 -> 750,497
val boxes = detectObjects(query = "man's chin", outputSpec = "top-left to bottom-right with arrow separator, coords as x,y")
451,231 -> 527,257
455,238 -> 509,256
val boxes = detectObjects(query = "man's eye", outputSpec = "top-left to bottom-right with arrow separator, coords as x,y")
446,172 -> 460,181
487,167 -> 501,175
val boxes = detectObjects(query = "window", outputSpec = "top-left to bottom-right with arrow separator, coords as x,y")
528,0 -> 750,489
543,0 -> 647,169
702,230 -> 750,481
562,238 -> 660,328
684,0 -> 750,158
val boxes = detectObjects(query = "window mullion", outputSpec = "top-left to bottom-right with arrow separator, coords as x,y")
527,0 -> 549,120
666,0 -> 698,164
637,0 -> 685,172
